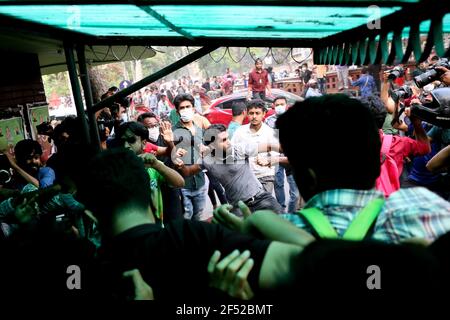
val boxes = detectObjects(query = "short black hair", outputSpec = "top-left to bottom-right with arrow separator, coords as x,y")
361,67 -> 368,74
359,95 -> 387,129
108,86 -> 118,92
255,58 -> 262,64
116,121 -> 149,142
204,124 -> 227,146
77,148 -> 151,229
431,55 -> 439,61
14,139 -> 42,165
231,101 -> 247,117
247,99 -> 266,112
137,112 -> 157,123
173,93 -> 195,110
276,94 -> 381,198
273,96 -> 287,104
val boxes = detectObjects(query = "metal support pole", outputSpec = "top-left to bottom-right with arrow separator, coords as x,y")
64,42 -> 91,145
92,45 -> 219,113
76,44 -> 101,152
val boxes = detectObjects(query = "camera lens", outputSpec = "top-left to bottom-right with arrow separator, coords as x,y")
414,69 -> 438,88
388,71 -> 399,80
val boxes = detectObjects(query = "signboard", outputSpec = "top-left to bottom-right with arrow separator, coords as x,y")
0,117 -> 25,152
28,105 -> 50,140
119,80 -> 132,90
28,105 -> 52,162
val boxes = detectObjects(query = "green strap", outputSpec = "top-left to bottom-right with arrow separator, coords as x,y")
298,198 -> 385,240
343,198 -> 385,241
298,208 -> 339,239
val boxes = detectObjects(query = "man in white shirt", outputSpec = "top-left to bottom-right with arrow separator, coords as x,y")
231,99 -> 279,193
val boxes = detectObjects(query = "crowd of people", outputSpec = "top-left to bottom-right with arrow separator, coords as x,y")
1,53 -> 450,303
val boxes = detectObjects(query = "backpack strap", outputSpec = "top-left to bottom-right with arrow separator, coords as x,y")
297,208 -> 339,239
362,75 -> 370,89
342,198 -> 385,240
380,134 -> 393,158
298,198 -> 385,240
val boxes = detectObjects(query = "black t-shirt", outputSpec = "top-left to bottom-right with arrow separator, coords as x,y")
98,220 -> 271,300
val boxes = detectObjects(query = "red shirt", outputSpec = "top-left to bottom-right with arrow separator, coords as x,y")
248,69 -> 269,92
144,142 -> 159,154
380,130 -> 430,176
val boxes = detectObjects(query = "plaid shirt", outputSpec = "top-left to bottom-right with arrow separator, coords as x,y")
282,187 -> 450,243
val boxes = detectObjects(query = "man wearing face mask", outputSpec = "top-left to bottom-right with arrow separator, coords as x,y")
172,94 -> 210,221
265,97 -> 301,213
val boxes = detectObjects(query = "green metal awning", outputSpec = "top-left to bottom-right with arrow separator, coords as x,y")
0,0 -> 448,67
0,4 -> 403,38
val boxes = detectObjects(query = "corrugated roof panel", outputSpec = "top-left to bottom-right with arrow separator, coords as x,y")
0,5 -> 176,36
0,4 -> 402,38
151,5 -> 402,38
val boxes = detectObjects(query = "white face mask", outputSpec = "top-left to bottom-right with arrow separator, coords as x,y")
179,108 -> 194,122
275,105 -> 286,115
148,127 -> 160,142
121,113 -> 128,122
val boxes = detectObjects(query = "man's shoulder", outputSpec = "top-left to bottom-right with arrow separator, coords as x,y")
384,187 -> 450,212
233,124 -> 250,136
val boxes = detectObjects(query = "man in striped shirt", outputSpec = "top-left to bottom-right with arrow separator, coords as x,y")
276,94 -> 450,243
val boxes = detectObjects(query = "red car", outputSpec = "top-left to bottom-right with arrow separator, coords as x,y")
204,89 -> 303,126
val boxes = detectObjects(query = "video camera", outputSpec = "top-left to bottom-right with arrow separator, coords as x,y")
387,66 -> 405,81
414,58 -> 450,88
389,85 -> 413,103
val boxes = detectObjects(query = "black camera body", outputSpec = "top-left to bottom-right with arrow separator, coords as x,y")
387,66 -> 405,80
414,58 -> 450,88
390,85 -> 413,102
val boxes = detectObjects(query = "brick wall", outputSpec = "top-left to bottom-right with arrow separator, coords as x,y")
0,50 -> 46,109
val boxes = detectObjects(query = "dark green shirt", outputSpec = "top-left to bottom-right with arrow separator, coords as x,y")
173,121 -> 205,190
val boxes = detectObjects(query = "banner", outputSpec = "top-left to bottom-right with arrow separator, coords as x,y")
28,105 -> 52,162
0,117 -> 25,152
28,105 -> 50,140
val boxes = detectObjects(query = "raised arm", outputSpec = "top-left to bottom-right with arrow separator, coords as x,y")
3,151 -> 39,187
380,72 -> 396,114
427,145 -> 450,173
139,153 -> 185,188
213,202 -> 315,247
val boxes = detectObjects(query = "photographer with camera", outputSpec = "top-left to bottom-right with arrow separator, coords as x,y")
435,66 -> 450,87
96,93 -> 130,143
380,68 -> 411,134
414,57 -> 450,88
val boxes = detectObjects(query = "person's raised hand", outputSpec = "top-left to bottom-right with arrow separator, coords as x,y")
138,153 -> 159,168
160,121 -> 174,143
208,250 -> 255,300
212,201 -> 252,233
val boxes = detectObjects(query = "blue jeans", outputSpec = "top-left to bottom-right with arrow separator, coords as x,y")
274,166 -> 300,213
181,183 -> 208,221
317,77 -> 327,94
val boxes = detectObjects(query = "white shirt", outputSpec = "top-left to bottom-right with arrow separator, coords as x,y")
230,122 -> 279,179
